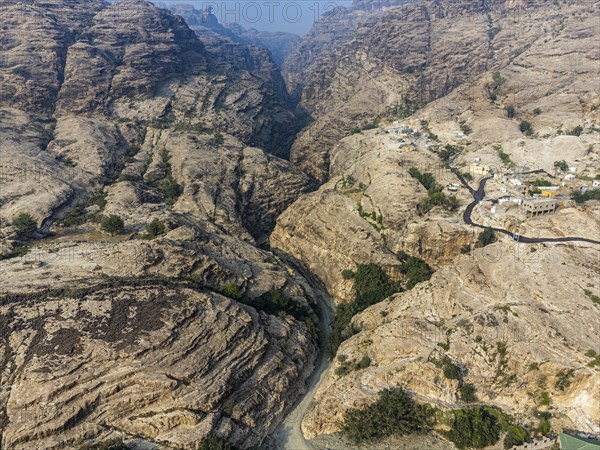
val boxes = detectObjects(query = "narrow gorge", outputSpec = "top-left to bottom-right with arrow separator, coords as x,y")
0,0 -> 598,449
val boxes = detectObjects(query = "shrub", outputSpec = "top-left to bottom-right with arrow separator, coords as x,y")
100,215 -> 124,235
478,228 -> 496,247
567,125 -> 583,136
533,107 -> 542,115
446,407 -> 501,449
459,383 -> 477,403
160,177 -> 182,204
503,425 -> 528,449
221,282 -> 242,300
554,369 -> 574,391
198,435 -> 237,450
505,105 -> 516,118
553,160 -> 569,172
443,358 -> 462,380
12,213 -> 37,237
398,255 -> 432,289
214,131 -> 225,145
342,388 -> 434,444
519,120 -> 534,136
146,219 -> 166,238
571,188 -> 600,203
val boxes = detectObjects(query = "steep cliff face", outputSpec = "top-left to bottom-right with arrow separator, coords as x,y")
271,0 -> 600,443
0,282 -> 317,450
282,0 -> 593,182
301,243 -> 600,438
167,4 -> 300,67
0,1 -> 319,448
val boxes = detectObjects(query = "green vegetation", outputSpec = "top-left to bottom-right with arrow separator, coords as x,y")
459,120 -> 472,135
505,105 -> 516,118
497,147 -> 514,167
409,167 -> 459,214
12,213 -> 37,237
461,172 -> 475,183
529,178 -> 555,187
571,188 -> 600,203
567,125 -> 583,136
534,410 -> 552,435
503,425 -> 529,449
243,290 -> 318,340
438,144 -> 463,163
584,288 -> 600,306
342,388 -> 434,444
519,120 -> 534,136
325,264 -> 399,358
214,131 -> 225,146
585,349 -> 600,367
220,282 -> 242,300
477,228 -> 496,247
145,219 -> 166,239
442,358 -> 462,380
488,72 -> 507,101
60,193 -> 107,227
155,151 -> 182,205
459,383 -> 478,403
540,391 -> 551,406
397,251 -> 433,289
446,407 -> 501,449
554,160 -> 569,172
197,435 -> 237,450
533,107 -> 542,115
0,245 -> 30,261
100,215 -> 125,235
335,354 -> 372,376
554,368 -> 574,391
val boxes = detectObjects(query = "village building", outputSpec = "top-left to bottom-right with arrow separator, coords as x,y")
522,198 -> 557,216
593,179 -> 600,188
564,174 -> 577,181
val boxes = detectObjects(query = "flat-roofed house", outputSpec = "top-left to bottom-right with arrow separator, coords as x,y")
522,198 -> 557,216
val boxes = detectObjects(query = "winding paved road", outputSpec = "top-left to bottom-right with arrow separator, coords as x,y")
450,168 -> 600,245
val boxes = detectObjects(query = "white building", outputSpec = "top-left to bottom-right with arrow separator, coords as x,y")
564,174 -> 576,181
593,179 -> 600,188
509,178 -> 523,186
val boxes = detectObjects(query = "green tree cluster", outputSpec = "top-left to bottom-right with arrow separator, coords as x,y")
446,407 -> 501,449
325,264 -> 399,358
342,388 -> 434,444
12,213 -> 37,237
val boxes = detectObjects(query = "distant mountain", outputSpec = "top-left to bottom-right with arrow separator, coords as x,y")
166,3 -> 300,66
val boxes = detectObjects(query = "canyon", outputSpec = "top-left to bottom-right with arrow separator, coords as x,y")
0,0 -> 599,449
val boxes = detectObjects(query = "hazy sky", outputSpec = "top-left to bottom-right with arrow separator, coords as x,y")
155,1 -> 353,35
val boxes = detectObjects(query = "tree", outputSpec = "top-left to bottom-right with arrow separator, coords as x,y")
505,105 -> 516,118
567,125 -> 583,136
446,407 -> 501,449
342,388 -> 434,444
100,214 -> 124,235
12,213 -> 37,237
519,120 -> 534,136
553,160 -> 569,172
478,228 -> 496,247
459,383 -> 478,403
146,219 -> 165,238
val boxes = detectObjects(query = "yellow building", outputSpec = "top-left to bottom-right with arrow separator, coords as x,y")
541,190 -> 558,198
